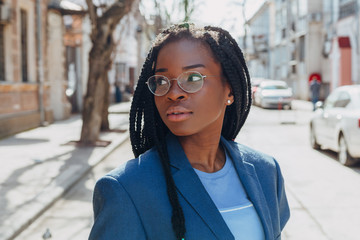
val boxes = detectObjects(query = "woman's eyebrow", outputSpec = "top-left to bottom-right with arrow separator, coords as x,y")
183,64 -> 205,70
155,68 -> 167,73
155,64 -> 205,73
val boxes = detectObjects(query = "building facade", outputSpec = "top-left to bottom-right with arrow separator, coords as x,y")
108,0 -> 151,102
0,0 -> 71,139
246,1 -> 273,79
246,0 -> 360,100
325,0 -> 360,89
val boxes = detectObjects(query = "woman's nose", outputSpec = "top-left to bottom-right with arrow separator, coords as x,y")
166,79 -> 187,101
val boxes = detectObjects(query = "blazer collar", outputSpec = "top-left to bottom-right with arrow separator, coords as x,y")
165,134 -> 273,240
221,136 -> 274,239
166,134 -> 234,239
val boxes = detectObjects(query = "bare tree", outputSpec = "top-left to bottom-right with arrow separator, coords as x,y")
80,0 -> 133,145
149,0 -> 195,29
180,0 -> 195,22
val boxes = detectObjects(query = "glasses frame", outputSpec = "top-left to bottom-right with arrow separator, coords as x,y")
146,71 -> 214,96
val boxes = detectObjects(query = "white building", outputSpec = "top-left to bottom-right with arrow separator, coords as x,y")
108,0 -> 151,102
246,1 -> 274,79
247,0 -> 327,100
324,0 -> 360,90
247,0 -> 360,100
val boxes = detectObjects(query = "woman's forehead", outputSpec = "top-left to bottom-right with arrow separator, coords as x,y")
156,39 -> 218,67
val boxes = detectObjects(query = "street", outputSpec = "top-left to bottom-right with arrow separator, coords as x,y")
14,106 -> 360,240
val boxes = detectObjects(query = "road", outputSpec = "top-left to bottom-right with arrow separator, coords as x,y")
236,106 -> 360,240
15,106 -> 360,240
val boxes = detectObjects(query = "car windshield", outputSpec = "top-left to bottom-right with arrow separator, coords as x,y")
262,85 -> 288,90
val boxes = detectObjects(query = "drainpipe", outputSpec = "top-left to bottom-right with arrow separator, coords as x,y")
36,0 -> 45,125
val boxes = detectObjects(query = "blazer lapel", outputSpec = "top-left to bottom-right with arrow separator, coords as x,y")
166,134 -> 234,240
221,137 -> 274,240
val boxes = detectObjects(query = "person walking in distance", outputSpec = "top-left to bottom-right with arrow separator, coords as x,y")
89,23 -> 290,240
310,78 -> 321,111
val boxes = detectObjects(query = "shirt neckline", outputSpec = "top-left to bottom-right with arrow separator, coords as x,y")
193,149 -> 232,179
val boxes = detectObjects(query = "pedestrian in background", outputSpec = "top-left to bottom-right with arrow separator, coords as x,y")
89,23 -> 290,240
310,78 -> 321,111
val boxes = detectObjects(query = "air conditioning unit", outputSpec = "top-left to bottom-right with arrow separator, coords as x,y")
0,4 -> 12,24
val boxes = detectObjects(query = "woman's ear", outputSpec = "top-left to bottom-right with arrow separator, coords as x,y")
225,83 -> 234,105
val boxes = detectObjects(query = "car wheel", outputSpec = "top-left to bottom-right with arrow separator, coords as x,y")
283,104 -> 291,110
260,100 -> 265,108
310,125 -> 320,150
338,134 -> 354,166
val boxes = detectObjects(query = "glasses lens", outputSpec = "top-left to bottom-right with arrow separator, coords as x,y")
179,71 -> 204,93
147,75 -> 169,96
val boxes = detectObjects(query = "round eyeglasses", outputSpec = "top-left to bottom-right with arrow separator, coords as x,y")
146,71 -> 212,96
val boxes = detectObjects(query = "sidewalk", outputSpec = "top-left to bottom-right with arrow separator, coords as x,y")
291,99 -> 313,111
0,101 -> 131,240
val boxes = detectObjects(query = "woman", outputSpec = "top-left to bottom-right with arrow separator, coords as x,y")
89,24 -> 290,240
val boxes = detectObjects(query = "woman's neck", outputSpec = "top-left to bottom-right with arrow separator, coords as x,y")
178,133 -> 225,173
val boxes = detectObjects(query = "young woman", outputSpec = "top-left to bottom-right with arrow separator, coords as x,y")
89,24 -> 290,240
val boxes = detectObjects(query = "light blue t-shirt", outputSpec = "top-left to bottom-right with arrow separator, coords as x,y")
193,151 -> 265,240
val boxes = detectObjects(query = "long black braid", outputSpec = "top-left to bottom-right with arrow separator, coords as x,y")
129,24 -> 252,239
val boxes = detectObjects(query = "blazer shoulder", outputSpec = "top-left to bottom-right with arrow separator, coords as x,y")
229,140 -> 277,166
103,147 -> 164,189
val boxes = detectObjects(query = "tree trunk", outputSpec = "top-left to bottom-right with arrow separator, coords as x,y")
79,0 -> 133,145
100,72 -> 110,131
80,47 -> 111,144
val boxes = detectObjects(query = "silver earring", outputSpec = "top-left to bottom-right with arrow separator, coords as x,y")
227,100 -> 231,104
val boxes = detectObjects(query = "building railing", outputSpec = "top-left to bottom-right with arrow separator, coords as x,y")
339,1 -> 357,19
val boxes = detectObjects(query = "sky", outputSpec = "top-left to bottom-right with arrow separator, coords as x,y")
141,0 -> 265,39
70,0 -> 265,39
192,0 -> 265,37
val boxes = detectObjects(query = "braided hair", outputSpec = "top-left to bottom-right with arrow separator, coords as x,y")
129,24 -> 252,239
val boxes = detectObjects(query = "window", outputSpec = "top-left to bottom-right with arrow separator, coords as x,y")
291,40 -> 296,61
115,62 -> 126,84
324,91 -> 339,108
334,92 -> 351,108
20,9 -> 28,82
339,0 -> 357,19
0,24 -> 5,81
299,36 -> 305,62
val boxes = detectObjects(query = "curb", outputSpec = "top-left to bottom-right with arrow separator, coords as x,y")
4,132 -> 130,240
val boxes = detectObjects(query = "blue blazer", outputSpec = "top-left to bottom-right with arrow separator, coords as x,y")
89,134 -> 290,240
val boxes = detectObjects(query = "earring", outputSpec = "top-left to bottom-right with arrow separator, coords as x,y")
227,100 -> 231,104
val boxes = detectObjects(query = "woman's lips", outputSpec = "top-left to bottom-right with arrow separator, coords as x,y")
166,107 -> 192,122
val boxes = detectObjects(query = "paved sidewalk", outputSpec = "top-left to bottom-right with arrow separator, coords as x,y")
0,101 -> 131,240
291,99 -> 313,111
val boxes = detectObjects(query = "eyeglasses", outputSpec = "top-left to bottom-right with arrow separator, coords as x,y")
146,71 -> 214,96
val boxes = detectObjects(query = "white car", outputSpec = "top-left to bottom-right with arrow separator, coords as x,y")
310,85 -> 360,166
254,80 -> 293,109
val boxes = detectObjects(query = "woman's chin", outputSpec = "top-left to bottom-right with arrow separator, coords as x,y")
168,129 -> 194,137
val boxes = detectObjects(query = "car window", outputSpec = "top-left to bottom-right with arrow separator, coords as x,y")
262,85 -> 287,90
324,91 -> 339,108
333,91 -> 351,108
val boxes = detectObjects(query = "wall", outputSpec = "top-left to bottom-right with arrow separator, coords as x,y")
47,9 -> 71,120
0,0 -> 56,138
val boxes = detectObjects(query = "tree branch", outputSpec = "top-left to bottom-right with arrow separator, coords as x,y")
85,0 -> 98,40
98,0 -> 133,25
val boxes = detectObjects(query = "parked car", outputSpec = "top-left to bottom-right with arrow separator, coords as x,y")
254,80 -> 293,109
310,85 -> 360,166
251,78 -> 265,104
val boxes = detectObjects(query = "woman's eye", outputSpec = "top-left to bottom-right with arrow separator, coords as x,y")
188,74 -> 202,82
156,77 -> 168,85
